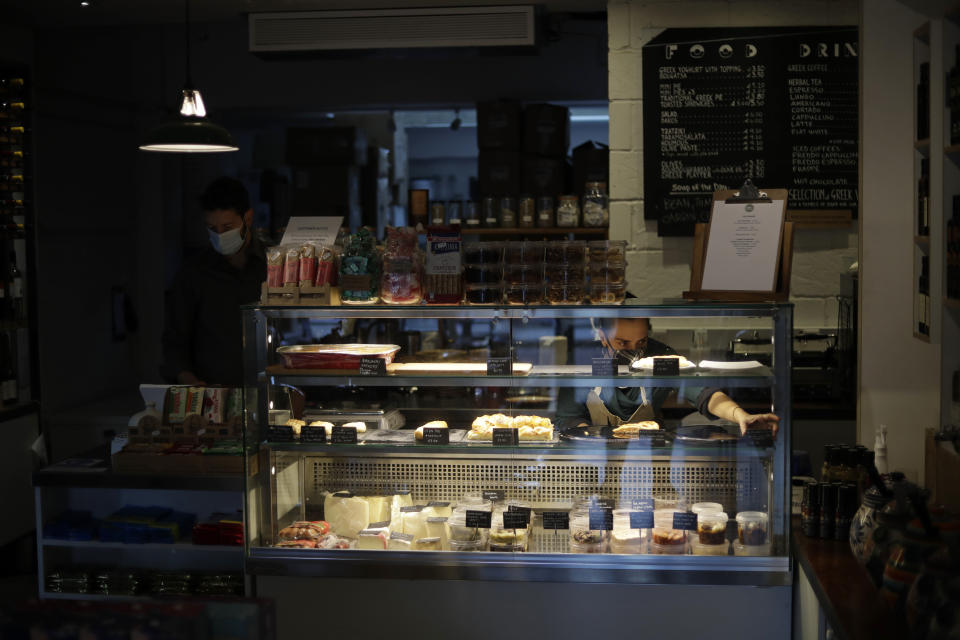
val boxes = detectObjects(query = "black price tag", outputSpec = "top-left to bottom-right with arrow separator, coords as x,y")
589,507 -> 614,531
465,510 -> 492,529
421,428 -> 449,445
492,428 -> 519,446
502,510 -> 529,529
390,532 -> 414,543
268,425 -> 294,442
330,426 -> 359,444
300,426 -> 327,443
427,501 -> 450,509
541,511 -> 569,530
359,357 -> 386,376
486,357 -> 512,375
400,506 -> 423,513
653,357 -> 680,376
592,358 -> 617,377
672,512 -> 698,531
629,511 -> 655,529
482,490 -> 505,503
368,521 -> 390,529
631,498 -> 654,511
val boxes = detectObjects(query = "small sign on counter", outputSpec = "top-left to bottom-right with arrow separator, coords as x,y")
492,428 -> 519,446
486,357 -> 512,376
465,510 -> 492,529
631,498 -> 654,511
359,357 -> 386,376
420,428 -> 449,445
330,426 -> 359,444
300,426 -> 327,443
652,357 -> 680,376
589,507 -> 614,531
268,425 -> 295,442
672,512 -> 698,531
482,490 -> 505,503
541,511 -> 570,530
629,511 -> 655,529
592,358 -> 617,377
502,510 -> 529,529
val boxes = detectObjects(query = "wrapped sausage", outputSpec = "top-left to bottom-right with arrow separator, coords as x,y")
283,246 -> 300,285
424,225 -> 462,304
277,520 -> 331,541
314,247 -> 335,287
266,247 -> 284,288
299,244 -> 318,287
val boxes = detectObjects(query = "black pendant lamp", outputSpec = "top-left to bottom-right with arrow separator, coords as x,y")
139,0 -> 237,153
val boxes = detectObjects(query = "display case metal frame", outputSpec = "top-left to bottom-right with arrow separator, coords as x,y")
242,302 -> 792,586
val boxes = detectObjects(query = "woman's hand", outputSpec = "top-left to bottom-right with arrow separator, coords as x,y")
735,408 -> 779,437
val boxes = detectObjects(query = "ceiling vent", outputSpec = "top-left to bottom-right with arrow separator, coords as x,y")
249,6 -> 536,52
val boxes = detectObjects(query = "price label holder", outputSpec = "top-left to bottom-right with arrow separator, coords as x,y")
268,425 -> 294,443
502,510 -> 529,530
400,506 -> 423,514
492,428 -> 519,446
672,512 -> 698,531
390,532 -> 414,544
330,426 -> 359,445
482,490 -> 505,503
542,511 -> 570,532
592,358 -> 617,377
427,501 -> 450,510
300,426 -> 327,443
359,357 -> 386,376
631,498 -> 654,511
368,520 -> 390,529
465,510 -> 492,529
420,428 -> 449,445
629,511 -> 655,529
589,507 -> 614,531
487,357 -> 512,376
653,357 -> 680,376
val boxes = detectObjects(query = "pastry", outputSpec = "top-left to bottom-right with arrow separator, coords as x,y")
611,421 -> 659,438
309,420 -> 366,437
414,420 -> 448,441
284,418 -> 305,435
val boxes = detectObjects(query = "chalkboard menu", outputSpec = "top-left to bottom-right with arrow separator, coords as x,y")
642,26 -> 858,236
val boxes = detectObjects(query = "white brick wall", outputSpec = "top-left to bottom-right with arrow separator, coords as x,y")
608,0 -> 859,328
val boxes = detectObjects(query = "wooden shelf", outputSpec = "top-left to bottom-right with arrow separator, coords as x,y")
916,138 -> 931,152
459,227 -> 607,236
915,234 -> 930,245
944,297 -> 960,309
944,144 -> 960,156
914,331 -> 931,343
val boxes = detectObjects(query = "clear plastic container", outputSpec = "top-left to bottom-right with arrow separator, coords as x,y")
504,265 -> 543,285
651,509 -> 686,547
450,538 -> 486,552
569,510 -> 606,553
430,201 -> 446,225
589,281 -> 626,304
556,195 -> 580,227
544,241 -> 587,264
651,541 -> 687,555
589,261 -> 627,285
536,196 -> 555,228
482,196 -> 500,228
489,506 -> 531,552
446,201 -> 463,225
381,255 -> 423,305
544,263 -> 586,284
463,264 -> 503,285
547,283 -> 585,305
691,502 -> 724,516
588,240 -> 628,263
505,284 -> 544,305
733,541 -> 771,556
736,511 -> 769,545
464,285 -> 503,305
610,509 -> 648,554
692,540 -> 729,556
500,196 -> 517,228
464,201 -> 481,227
518,196 -> 536,228
447,507 -> 490,546
463,241 -> 504,265
504,241 -> 544,266
696,511 -> 728,546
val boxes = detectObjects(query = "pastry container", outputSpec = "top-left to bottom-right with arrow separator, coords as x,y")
569,512 -> 607,553
463,241 -> 504,265
464,285 -> 503,305
505,284 -> 544,305
588,261 -> 627,285
544,241 -> 587,264
504,241 -> 545,266
588,240 -> 627,262
547,283 -> 585,305
504,264 -> 543,286
736,511 -> 769,545
610,515 -> 648,554
651,509 -> 687,548
733,541 -> 772,556
691,502 -> 724,516
446,508 -> 490,547
695,511 -> 728,546
651,541 -> 687,555
463,264 -> 503,285
589,281 -> 626,304
449,539 -> 486,552
691,540 -> 730,556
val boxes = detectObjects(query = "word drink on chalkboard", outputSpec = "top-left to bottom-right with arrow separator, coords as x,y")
642,26 -> 858,236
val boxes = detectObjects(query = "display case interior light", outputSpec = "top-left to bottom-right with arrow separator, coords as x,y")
179,88 -> 206,117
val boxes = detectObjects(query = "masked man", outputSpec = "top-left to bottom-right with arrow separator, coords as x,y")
161,177 -> 266,387
556,317 -> 779,436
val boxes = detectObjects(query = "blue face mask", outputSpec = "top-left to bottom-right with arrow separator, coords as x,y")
208,224 -> 246,256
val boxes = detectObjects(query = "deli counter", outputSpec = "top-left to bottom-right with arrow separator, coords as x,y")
241,303 -> 793,637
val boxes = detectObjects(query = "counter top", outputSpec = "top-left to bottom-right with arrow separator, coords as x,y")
792,520 -> 909,640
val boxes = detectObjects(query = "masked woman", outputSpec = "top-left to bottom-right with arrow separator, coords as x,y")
556,317 -> 779,436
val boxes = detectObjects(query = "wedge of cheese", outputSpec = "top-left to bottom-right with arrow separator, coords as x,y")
324,494 -> 370,538
356,529 -> 388,550
364,496 -> 392,524
401,508 -> 429,541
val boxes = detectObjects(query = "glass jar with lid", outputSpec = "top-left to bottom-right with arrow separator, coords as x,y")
430,201 -> 446,225
464,200 -> 481,227
446,200 -> 463,225
556,195 -> 580,227
499,196 -> 517,228
482,196 -> 500,228
536,196 -> 555,228
518,196 -> 536,228
582,182 -> 609,227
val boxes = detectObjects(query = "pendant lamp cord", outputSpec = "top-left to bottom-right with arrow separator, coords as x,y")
184,0 -> 192,88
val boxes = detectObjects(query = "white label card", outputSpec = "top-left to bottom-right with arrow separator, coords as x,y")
701,200 -> 785,292
279,216 -> 344,248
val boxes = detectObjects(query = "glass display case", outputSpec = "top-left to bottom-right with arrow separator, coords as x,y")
242,303 -> 792,585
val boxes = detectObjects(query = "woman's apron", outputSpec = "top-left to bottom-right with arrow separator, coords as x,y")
585,386 -> 655,426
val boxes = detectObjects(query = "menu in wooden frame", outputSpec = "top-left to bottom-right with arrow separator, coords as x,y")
684,187 -> 793,302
